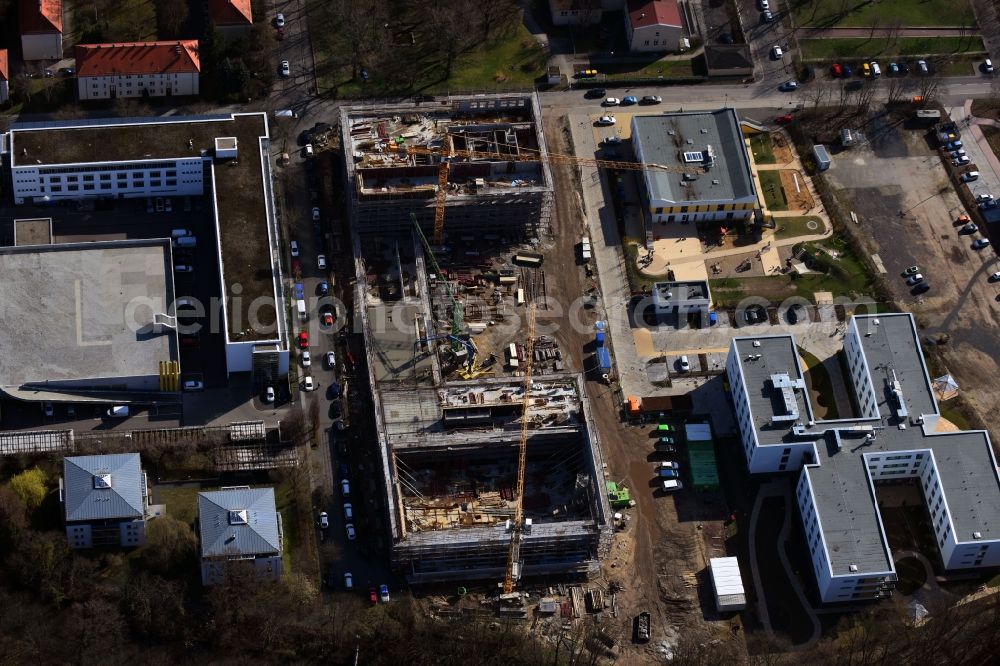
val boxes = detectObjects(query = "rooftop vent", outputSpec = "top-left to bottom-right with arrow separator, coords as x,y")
752,340 -> 761,347
849,564 -> 859,572
228,509 -> 248,525
683,150 -> 704,163
93,474 -> 112,489
667,130 -> 675,135
974,531 -> 983,539
712,179 -> 720,184
686,138 -> 694,144
700,128 -> 709,134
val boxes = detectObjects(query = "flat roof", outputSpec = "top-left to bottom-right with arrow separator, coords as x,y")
733,314 -> 1000,577
653,280 -> 711,307
9,114 -> 277,341
0,240 -> 176,390
632,109 -> 755,204
731,335 -> 813,445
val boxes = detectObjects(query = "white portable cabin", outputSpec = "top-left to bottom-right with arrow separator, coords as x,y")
709,557 -> 747,612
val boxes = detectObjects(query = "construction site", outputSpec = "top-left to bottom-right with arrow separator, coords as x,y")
339,94 -> 554,237
344,94 -> 611,587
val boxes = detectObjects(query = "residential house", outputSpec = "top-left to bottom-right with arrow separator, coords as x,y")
60,453 -> 149,549
75,40 -> 201,100
208,0 -> 253,38
548,0 -> 603,25
198,486 -> 283,585
0,50 -> 8,105
624,0 -> 684,52
20,0 -> 63,61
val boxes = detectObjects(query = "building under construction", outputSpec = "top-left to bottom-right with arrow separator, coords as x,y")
344,98 -> 610,583
339,94 -> 554,238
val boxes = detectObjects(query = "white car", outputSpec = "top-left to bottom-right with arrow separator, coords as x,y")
183,380 -> 204,391
343,572 -> 353,590
662,479 -> 683,492
758,0 -> 770,9
265,386 -> 275,403
275,12 -> 285,27
603,97 -> 620,106
312,207 -> 321,221
341,479 -> 350,496
317,254 -> 327,270
771,45 -> 783,59
596,115 -> 616,126
990,271 -> 1000,282
318,511 -> 329,529
325,351 -> 336,369
976,193 -> 993,203
290,240 -> 300,257
345,523 -> 356,540
678,355 -> 690,372
303,375 -> 315,391
905,274 -> 924,286
302,350 -> 312,367
280,60 -> 291,77
953,156 -> 971,166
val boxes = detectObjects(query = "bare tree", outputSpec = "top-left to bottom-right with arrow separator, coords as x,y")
478,0 -> 517,43
426,2 -> 475,81
917,76 -> 941,106
156,0 -> 190,37
885,76 -> 907,105
868,14 -> 881,41
885,18 -> 903,48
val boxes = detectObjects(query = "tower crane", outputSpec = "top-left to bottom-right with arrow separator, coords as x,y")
502,302 -> 537,594
388,143 -> 701,244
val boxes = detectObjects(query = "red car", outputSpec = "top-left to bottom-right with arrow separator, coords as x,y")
298,331 -> 309,349
321,312 -> 334,327
831,62 -> 843,77
369,587 -> 378,605
775,114 -> 793,124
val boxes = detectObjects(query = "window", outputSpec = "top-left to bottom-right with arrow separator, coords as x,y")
644,40 -> 649,46
681,206 -> 689,213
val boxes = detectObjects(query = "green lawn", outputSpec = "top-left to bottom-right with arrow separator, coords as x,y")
983,126 -> 1000,163
275,479 -> 303,573
940,399 -> 973,430
749,133 -> 776,165
774,215 -> 825,239
791,0 -> 974,28
797,347 -> 839,419
157,485 -> 200,525
601,57 -> 697,80
440,26 -> 548,92
67,0 -> 157,45
759,170 -> 788,211
799,36 -> 985,60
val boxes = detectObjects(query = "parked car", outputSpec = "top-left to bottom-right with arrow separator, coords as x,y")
945,140 -> 963,150
976,193 -> 993,203
303,376 -> 315,391
317,254 -> 327,270
950,149 -> 967,158
678,355 -> 690,372
604,97 -> 620,106
656,423 -> 676,432
318,280 -> 329,296
280,60 -> 290,77
658,435 -> 676,445
961,171 -> 980,182
345,524 -> 356,540
603,135 -> 622,145
913,282 -> 931,294
344,572 -> 353,590
917,59 -> 929,74
905,274 -> 924,286
344,503 -> 353,521
902,265 -> 920,276
318,511 -> 329,529
842,64 -> 853,77
831,63 -> 843,77
369,587 -> 378,604
775,114 -> 793,124
322,312 -> 334,327
290,240 -> 300,257
622,95 -> 638,105
596,116 -> 616,126
379,584 -> 390,603
341,479 -> 350,496
990,272 -> 1000,282
640,95 -> 662,104
771,45 -> 783,59
758,0 -> 769,9
298,331 -> 309,348
889,62 -> 899,75
265,386 -> 275,403
585,88 -> 606,99
312,206 -> 321,221
325,351 -> 336,369
778,80 -> 798,92
962,223 -> 979,234
984,58 -> 995,74
662,479 -> 683,492
275,12 -> 285,27
973,238 -> 991,249
953,156 -> 971,166
761,9 -> 773,22
183,380 -> 204,391
302,350 -> 312,367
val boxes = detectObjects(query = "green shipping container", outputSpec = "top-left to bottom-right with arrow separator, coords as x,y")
687,440 -> 720,490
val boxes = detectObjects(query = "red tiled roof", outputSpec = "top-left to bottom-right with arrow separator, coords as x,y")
208,0 -> 252,26
627,0 -> 682,29
20,0 -> 63,34
75,41 -> 201,77
0,50 -> 8,81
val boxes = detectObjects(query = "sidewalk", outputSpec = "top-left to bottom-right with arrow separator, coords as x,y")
963,99 -> 1000,191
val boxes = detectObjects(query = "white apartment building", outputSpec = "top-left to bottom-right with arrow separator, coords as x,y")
20,0 -> 63,61
632,109 -> 758,225
727,313 -> 1000,603
76,40 -> 200,101
11,157 -> 204,203
625,0 -> 684,52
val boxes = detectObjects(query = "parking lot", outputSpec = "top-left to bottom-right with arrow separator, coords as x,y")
824,112 -> 1000,423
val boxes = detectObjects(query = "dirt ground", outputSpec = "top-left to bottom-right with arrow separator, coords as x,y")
771,132 -> 795,164
778,169 -> 815,211
542,116 -> 744,662
824,116 -> 1000,435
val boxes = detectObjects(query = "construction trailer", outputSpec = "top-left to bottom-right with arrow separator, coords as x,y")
709,556 -> 747,612
339,94 -> 554,239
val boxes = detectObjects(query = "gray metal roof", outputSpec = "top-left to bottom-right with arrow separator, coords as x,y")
63,453 -> 144,522
652,281 -> 711,308
733,314 -> 1000,577
198,487 -> 281,558
631,109 -> 756,205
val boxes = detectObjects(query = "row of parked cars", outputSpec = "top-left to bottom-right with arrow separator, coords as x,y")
653,423 -> 684,492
